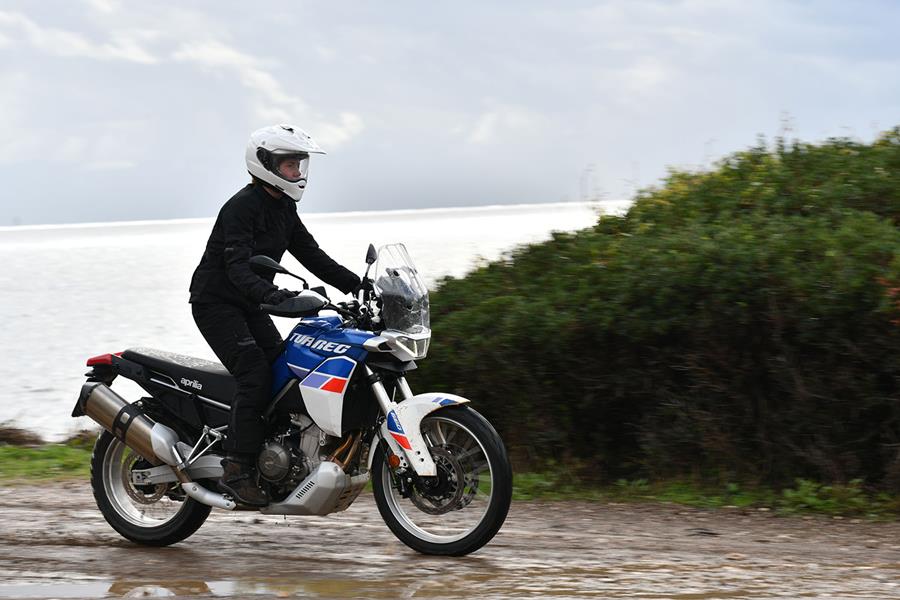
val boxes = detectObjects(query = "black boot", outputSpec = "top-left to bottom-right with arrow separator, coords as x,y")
219,454 -> 269,507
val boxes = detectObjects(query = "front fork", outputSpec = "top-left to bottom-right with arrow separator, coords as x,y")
366,366 -> 439,476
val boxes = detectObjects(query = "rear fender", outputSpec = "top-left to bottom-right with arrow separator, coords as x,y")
367,393 -> 470,476
83,354 -> 146,387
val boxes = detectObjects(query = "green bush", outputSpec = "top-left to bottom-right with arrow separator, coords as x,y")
779,479 -> 872,516
413,129 -> 900,490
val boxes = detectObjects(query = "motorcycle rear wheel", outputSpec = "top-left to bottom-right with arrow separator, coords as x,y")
372,406 -> 512,556
90,430 -> 210,546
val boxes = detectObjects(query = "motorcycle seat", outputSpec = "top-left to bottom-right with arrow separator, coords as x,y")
121,347 -> 236,404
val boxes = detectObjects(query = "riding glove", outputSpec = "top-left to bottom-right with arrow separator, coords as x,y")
263,288 -> 296,305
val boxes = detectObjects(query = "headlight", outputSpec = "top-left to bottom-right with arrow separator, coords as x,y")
394,335 -> 430,360
364,330 -> 431,361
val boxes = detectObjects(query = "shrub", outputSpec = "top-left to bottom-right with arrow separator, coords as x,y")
413,129 -> 900,489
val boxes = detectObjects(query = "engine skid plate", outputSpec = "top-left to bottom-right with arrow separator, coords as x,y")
260,461 -> 369,516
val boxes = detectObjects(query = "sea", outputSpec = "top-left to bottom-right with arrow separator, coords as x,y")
0,201 -> 628,440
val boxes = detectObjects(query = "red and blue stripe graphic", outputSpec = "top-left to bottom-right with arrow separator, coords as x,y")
300,358 -> 355,394
431,396 -> 458,406
386,410 -> 412,450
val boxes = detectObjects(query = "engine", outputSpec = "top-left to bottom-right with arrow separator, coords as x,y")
255,414 -> 342,501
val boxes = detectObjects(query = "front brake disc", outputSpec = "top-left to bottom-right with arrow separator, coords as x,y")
409,447 -> 465,515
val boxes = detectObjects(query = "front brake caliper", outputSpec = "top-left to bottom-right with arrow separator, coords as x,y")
390,468 -> 414,499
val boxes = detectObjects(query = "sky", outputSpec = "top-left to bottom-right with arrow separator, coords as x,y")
0,0 -> 897,226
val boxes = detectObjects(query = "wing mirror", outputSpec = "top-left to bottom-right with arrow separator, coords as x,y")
249,255 -> 309,289
249,255 -> 289,276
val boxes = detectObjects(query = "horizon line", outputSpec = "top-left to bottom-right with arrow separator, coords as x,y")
0,199 -> 631,233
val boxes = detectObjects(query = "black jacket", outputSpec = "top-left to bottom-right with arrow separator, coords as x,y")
189,183 -> 360,310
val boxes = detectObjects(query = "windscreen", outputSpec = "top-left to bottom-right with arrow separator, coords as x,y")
373,244 -> 430,334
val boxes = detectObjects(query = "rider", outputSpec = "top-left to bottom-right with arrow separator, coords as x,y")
189,124 -> 361,506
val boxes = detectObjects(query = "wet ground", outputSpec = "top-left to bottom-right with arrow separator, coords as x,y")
0,483 -> 898,599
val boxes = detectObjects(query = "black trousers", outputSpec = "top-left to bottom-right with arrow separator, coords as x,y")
191,303 -> 283,454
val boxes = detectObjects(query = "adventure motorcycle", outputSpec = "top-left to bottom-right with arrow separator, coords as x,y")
72,243 -> 511,556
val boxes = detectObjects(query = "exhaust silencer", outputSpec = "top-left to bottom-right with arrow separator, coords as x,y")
74,382 -> 182,468
74,382 -> 237,510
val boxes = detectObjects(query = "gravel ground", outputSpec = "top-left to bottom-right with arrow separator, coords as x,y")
0,482 -> 898,599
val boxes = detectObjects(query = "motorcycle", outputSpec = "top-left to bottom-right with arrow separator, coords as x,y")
72,243 -> 512,556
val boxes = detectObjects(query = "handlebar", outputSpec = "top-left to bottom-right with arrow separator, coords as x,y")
326,302 -> 358,320
261,289 -> 377,330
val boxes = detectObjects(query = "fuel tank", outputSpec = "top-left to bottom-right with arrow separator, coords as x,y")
270,317 -> 376,436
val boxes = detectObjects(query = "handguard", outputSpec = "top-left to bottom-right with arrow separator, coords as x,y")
260,290 -> 328,317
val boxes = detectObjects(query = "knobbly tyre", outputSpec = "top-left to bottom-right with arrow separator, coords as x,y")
72,243 -> 512,556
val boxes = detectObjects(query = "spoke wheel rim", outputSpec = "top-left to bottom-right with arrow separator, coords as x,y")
102,438 -> 187,528
380,415 -> 493,544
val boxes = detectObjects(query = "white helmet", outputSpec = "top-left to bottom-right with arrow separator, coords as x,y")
245,124 -> 326,202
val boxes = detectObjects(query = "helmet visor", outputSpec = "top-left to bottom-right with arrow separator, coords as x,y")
271,152 -> 309,183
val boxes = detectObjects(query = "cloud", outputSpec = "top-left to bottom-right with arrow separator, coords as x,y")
315,113 -> 365,148
172,39 -> 364,148
0,10 -> 157,63
84,0 -> 121,13
615,57 -> 670,95
0,71 -> 30,164
1,0 -> 896,225
173,40 -> 295,106
469,105 -> 545,145
0,72 -> 149,169
314,45 -> 336,62
85,159 -> 137,170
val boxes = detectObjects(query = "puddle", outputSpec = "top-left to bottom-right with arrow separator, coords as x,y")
0,579 -> 313,599
0,582 -> 113,599
0,567 -> 897,600
0,577 -> 458,599
3,487 -> 900,599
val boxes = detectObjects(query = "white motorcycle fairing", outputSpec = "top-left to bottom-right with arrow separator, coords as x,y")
296,356 -> 359,437
368,392 -> 470,477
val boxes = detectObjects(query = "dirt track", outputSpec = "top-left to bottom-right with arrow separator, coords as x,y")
0,482 -> 898,599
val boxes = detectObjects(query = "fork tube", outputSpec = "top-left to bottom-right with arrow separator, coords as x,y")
396,376 -> 413,400
366,366 -> 398,416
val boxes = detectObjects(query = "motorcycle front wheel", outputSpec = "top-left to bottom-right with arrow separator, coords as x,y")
90,430 -> 210,546
372,406 -> 512,556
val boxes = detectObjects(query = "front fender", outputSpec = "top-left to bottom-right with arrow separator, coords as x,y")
367,393 -> 470,477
